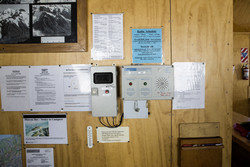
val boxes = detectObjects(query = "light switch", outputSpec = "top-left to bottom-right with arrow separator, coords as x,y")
91,88 -> 98,95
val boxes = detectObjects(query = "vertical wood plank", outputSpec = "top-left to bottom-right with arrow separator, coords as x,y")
171,0 -> 233,166
233,34 -> 250,116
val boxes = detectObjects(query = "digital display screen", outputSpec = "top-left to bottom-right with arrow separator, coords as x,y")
94,73 -> 113,84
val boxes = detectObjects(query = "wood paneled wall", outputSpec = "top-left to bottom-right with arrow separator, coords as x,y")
0,0 -> 233,167
171,0 -> 233,166
233,0 -> 250,32
233,33 -> 250,116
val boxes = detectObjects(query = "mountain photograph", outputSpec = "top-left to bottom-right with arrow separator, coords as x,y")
0,0 -> 21,4
25,121 -> 49,137
32,4 -> 71,37
38,0 -> 76,2
0,4 -> 29,43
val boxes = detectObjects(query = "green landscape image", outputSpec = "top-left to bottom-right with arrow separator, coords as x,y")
25,121 -> 49,137
0,135 -> 22,167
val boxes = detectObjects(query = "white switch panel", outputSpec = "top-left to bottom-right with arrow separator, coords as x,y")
122,65 -> 174,100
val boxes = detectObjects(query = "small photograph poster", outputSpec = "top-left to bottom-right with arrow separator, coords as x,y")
23,114 -> 68,144
26,148 -> 54,167
173,62 -> 205,110
132,28 -> 163,64
0,135 -> 22,167
0,66 -> 30,111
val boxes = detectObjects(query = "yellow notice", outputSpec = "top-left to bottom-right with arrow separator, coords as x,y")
96,127 -> 129,143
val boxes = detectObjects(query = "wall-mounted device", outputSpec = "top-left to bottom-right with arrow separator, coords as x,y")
91,66 -> 117,117
122,65 -> 174,100
123,100 -> 148,119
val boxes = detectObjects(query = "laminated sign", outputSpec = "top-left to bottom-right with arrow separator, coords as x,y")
241,48 -> 248,63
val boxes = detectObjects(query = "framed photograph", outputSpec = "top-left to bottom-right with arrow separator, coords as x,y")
0,0 -> 87,52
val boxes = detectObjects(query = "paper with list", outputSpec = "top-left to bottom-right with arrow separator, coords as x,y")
96,127 -> 129,143
92,14 -> 123,60
0,66 -> 30,111
173,62 -> 205,109
29,66 -> 62,111
132,28 -> 163,63
0,65 -> 92,112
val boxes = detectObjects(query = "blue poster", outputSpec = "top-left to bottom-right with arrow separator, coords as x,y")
132,28 -> 162,63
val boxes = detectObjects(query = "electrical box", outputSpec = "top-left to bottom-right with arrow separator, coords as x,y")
123,100 -> 148,119
91,66 -> 117,117
122,65 -> 174,100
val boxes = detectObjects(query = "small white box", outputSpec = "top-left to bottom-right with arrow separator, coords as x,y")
124,100 -> 148,119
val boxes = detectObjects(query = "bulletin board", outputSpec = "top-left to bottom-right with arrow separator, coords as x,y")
0,0 -> 233,167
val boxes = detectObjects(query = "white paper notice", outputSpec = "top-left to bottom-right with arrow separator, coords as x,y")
0,66 -> 30,111
92,14 -> 123,60
173,62 -> 205,109
61,65 -> 91,111
97,127 -> 129,143
26,148 -> 54,167
29,66 -> 62,111
23,114 -> 68,144
41,37 -> 65,44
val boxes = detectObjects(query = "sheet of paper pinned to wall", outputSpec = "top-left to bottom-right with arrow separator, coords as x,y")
29,66 -> 62,111
91,13 -> 123,60
97,127 -> 129,143
23,114 -> 68,144
132,28 -> 163,64
0,65 -> 92,112
61,65 -> 91,111
26,148 -> 54,167
173,62 -> 205,109
0,66 -> 30,111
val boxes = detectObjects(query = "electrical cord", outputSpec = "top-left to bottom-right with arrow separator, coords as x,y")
99,117 -> 107,126
99,113 -> 124,128
106,117 -> 112,127
112,117 -> 115,127
99,117 -> 109,127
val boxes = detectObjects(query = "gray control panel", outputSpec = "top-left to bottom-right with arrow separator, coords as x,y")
91,66 -> 117,117
122,65 -> 174,100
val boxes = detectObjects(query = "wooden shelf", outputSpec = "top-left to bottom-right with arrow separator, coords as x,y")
179,137 -> 223,167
